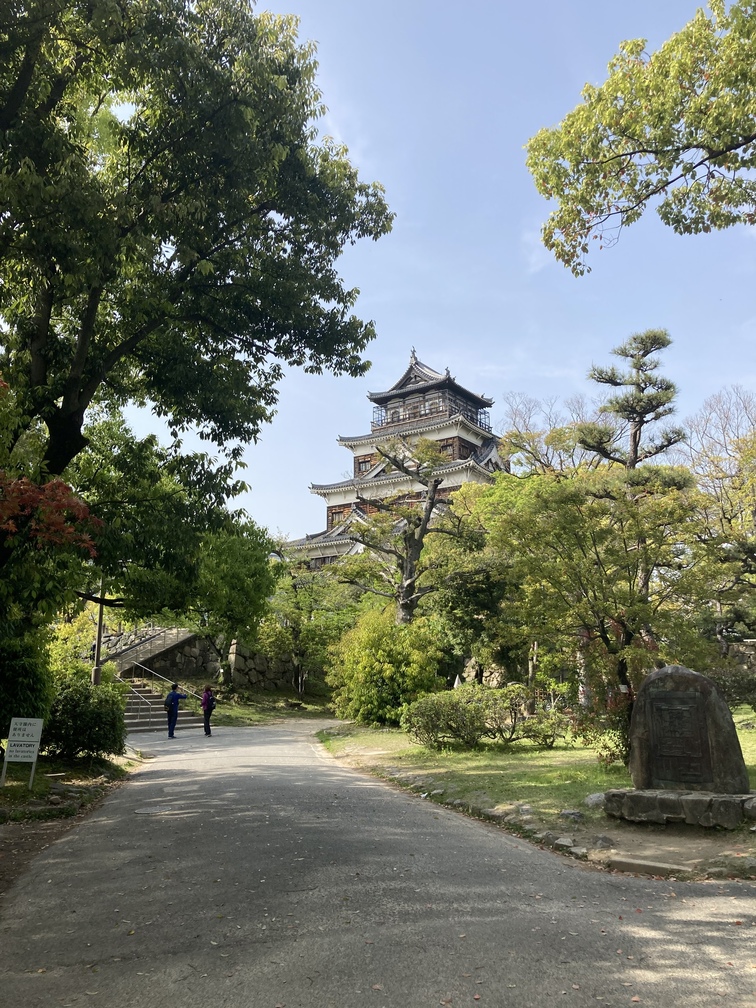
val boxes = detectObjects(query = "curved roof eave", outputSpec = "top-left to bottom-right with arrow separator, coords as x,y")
338,413 -> 496,446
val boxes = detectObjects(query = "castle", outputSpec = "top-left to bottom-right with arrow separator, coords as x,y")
289,352 -> 504,564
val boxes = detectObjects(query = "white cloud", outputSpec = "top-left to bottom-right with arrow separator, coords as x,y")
520,226 -> 554,275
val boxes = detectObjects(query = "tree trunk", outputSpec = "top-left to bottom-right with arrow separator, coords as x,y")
526,641 -> 538,715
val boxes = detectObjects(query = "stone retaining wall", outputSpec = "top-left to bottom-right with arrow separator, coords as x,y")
143,636 -> 222,681
605,788 -> 756,830
228,640 -> 296,690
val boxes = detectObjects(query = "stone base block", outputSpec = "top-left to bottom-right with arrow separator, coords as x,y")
605,788 -> 756,829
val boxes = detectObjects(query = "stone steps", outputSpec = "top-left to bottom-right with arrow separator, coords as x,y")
122,680 -> 205,734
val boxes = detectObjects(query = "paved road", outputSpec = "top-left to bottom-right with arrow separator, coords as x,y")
0,722 -> 754,1007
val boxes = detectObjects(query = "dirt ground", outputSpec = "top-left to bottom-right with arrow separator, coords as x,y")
0,815 -> 81,904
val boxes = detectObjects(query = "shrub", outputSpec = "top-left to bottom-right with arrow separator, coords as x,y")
42,676 -> 127,759
402,682 -> 570,750
0,630 -> 54,739
327,610 -> 444,724
567,692 -> 632,766
706,664 -> 756,714
401,689 -> 488,748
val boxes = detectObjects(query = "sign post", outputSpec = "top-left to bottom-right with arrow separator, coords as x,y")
1,718 -> 44,789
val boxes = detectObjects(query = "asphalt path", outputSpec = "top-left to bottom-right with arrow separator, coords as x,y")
0,722 -> 755,1008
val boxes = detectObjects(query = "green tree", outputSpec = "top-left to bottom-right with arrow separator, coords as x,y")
0,629 -> 54,740
526,0 -> 756,274
683,387 -> 756,645
255,563 -> 362,694
477,467 -> 717,705
326,609 -> 444,725
341,437 -> 465,624
0,0 -> 392,577
575,330 -> 685,470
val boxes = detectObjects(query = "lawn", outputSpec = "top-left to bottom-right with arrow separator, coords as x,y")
172,673 -> 335,726
318,707 -> 756,832
0,754 -> 133,823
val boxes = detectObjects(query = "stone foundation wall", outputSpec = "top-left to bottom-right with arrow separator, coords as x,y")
145,637 -> 222,681
228,640 -> 296,691
605,788 -> 756,830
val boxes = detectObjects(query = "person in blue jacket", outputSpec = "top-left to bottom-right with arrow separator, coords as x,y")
164,683 -> 187,738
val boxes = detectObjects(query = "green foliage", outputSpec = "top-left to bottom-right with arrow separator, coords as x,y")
190,521 -> 276,642
576,330 -> 685,469
567,693 -> 633,767
526,1 -> 756,273
255,564 -> 362,681
0,630 -> 54,739
401,683 -> 570,751
326,610 -> 444,724
401,689 -> 488,749
42,675 -> 127,760
707,664 -> 756,714
0,0 -> 392,628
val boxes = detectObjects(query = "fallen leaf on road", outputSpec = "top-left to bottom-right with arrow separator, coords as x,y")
372,984 -> 383,991
572,985 -> 580,990
631,998 -> 641,1003
734,921 -> 743,925
474,996 -> 480,1001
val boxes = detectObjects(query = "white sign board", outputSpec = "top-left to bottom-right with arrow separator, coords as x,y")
6,740 -> 39,762
8,718 -> 43,742
2,717 -> 44,788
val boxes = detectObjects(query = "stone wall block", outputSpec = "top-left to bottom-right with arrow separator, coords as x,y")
621,791 -> 666,824
680,793 -> 713,825
744,797 -> 756,821
656,791 -> 686,821
705,796 -> 746,830
603,790 -> 628,818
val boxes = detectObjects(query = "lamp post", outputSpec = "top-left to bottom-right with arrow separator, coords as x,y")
91,576 -> 105,685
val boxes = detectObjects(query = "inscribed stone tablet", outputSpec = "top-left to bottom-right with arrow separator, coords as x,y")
629,665 -> 750,794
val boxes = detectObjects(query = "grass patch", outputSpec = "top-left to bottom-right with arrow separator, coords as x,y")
319,717 -> 756,831
0,754 -> 133,823
174,673 -> 334,727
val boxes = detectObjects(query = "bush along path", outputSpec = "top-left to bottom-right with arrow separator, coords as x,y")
318,724 -> 756,881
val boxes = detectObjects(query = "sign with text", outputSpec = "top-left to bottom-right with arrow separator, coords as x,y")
2,717 -> 44,788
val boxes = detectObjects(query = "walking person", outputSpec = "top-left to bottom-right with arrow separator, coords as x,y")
201,684 -> 216,737
164,683 -> 187,738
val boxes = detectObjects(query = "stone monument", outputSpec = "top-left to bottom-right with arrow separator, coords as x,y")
628,664 -> 749,793
604,665 -> 755,830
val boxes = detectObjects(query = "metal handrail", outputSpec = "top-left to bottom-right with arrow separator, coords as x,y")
120,678 -> 159,723
129,662 -> 203,708
108,628 -> 196,672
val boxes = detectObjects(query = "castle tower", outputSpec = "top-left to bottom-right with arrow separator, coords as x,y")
289,352 -> 504,564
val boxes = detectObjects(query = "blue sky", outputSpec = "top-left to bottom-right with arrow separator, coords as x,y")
228,0 -> 756,539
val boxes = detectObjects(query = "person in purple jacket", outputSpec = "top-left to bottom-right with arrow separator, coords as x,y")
164,683 -> 187,738
201,685 -> 216,737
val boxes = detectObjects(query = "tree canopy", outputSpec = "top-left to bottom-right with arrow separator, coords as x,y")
0,0 -> 392,630
1,0 -> 392,478
526,0 -> 756,273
